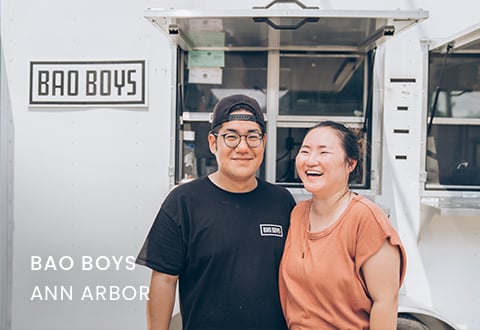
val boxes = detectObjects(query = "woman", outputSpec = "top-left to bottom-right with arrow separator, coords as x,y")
279,121 -> 406,330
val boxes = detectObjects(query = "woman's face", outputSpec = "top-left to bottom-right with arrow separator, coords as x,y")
296,126 -> 356,196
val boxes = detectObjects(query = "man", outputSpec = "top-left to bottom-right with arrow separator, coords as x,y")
136,94 -> 296,330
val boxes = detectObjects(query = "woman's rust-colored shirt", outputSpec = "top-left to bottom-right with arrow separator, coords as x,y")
279,194 -> 406,330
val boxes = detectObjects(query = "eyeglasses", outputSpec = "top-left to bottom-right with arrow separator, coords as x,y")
213,132 -> 264,148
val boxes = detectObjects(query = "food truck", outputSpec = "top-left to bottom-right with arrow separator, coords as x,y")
1,0 -> 479,329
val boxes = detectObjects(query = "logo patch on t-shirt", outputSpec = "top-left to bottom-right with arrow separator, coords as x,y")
259,224 -> 283,237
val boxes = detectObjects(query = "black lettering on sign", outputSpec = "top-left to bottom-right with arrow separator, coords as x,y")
29,60 -> 146,106
52,71 -> 64,96
100,70 -> 111,96
38,71 -> 49,96
67,71 -> 79,96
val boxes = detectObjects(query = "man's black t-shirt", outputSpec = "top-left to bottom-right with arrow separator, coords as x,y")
136,177 -> 296,329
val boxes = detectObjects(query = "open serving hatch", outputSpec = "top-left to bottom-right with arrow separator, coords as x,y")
145,1 -> 428,186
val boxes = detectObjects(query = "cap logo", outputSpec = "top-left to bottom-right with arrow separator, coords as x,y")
228,113 -> 257,122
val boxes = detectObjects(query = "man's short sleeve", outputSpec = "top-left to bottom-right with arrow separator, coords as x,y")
136,206 -> 186,275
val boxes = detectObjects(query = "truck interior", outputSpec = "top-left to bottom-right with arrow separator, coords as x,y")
145,4 -> 427,189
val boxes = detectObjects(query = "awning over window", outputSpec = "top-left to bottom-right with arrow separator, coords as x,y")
145,7 -> 428,53
430,23 -> 480,54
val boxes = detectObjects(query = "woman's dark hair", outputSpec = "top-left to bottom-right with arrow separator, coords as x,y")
307,121 -> 363,184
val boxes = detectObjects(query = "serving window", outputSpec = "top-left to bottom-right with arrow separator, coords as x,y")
177,48 -> 370,187
143,6 -> 427,187
427,53 -> 480,190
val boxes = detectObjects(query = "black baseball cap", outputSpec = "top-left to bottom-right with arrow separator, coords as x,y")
210,94 -> 265,132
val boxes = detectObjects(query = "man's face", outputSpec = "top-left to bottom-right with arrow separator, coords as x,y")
208,110 -> 266,183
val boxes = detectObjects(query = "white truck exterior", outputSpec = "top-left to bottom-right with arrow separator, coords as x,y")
1,1 -> 479,330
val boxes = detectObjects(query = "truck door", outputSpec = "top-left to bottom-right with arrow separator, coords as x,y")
145,2 -> 427,191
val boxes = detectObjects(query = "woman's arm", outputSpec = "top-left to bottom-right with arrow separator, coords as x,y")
362,240 -> 401,330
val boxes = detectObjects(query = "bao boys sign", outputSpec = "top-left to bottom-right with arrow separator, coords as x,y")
29,60 -> 146,106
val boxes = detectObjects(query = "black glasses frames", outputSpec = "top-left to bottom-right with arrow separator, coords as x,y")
212,132 -> 264,148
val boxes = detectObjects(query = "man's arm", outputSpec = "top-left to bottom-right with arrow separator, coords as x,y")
147,270 -> 179,330
362,240 -> 401,330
